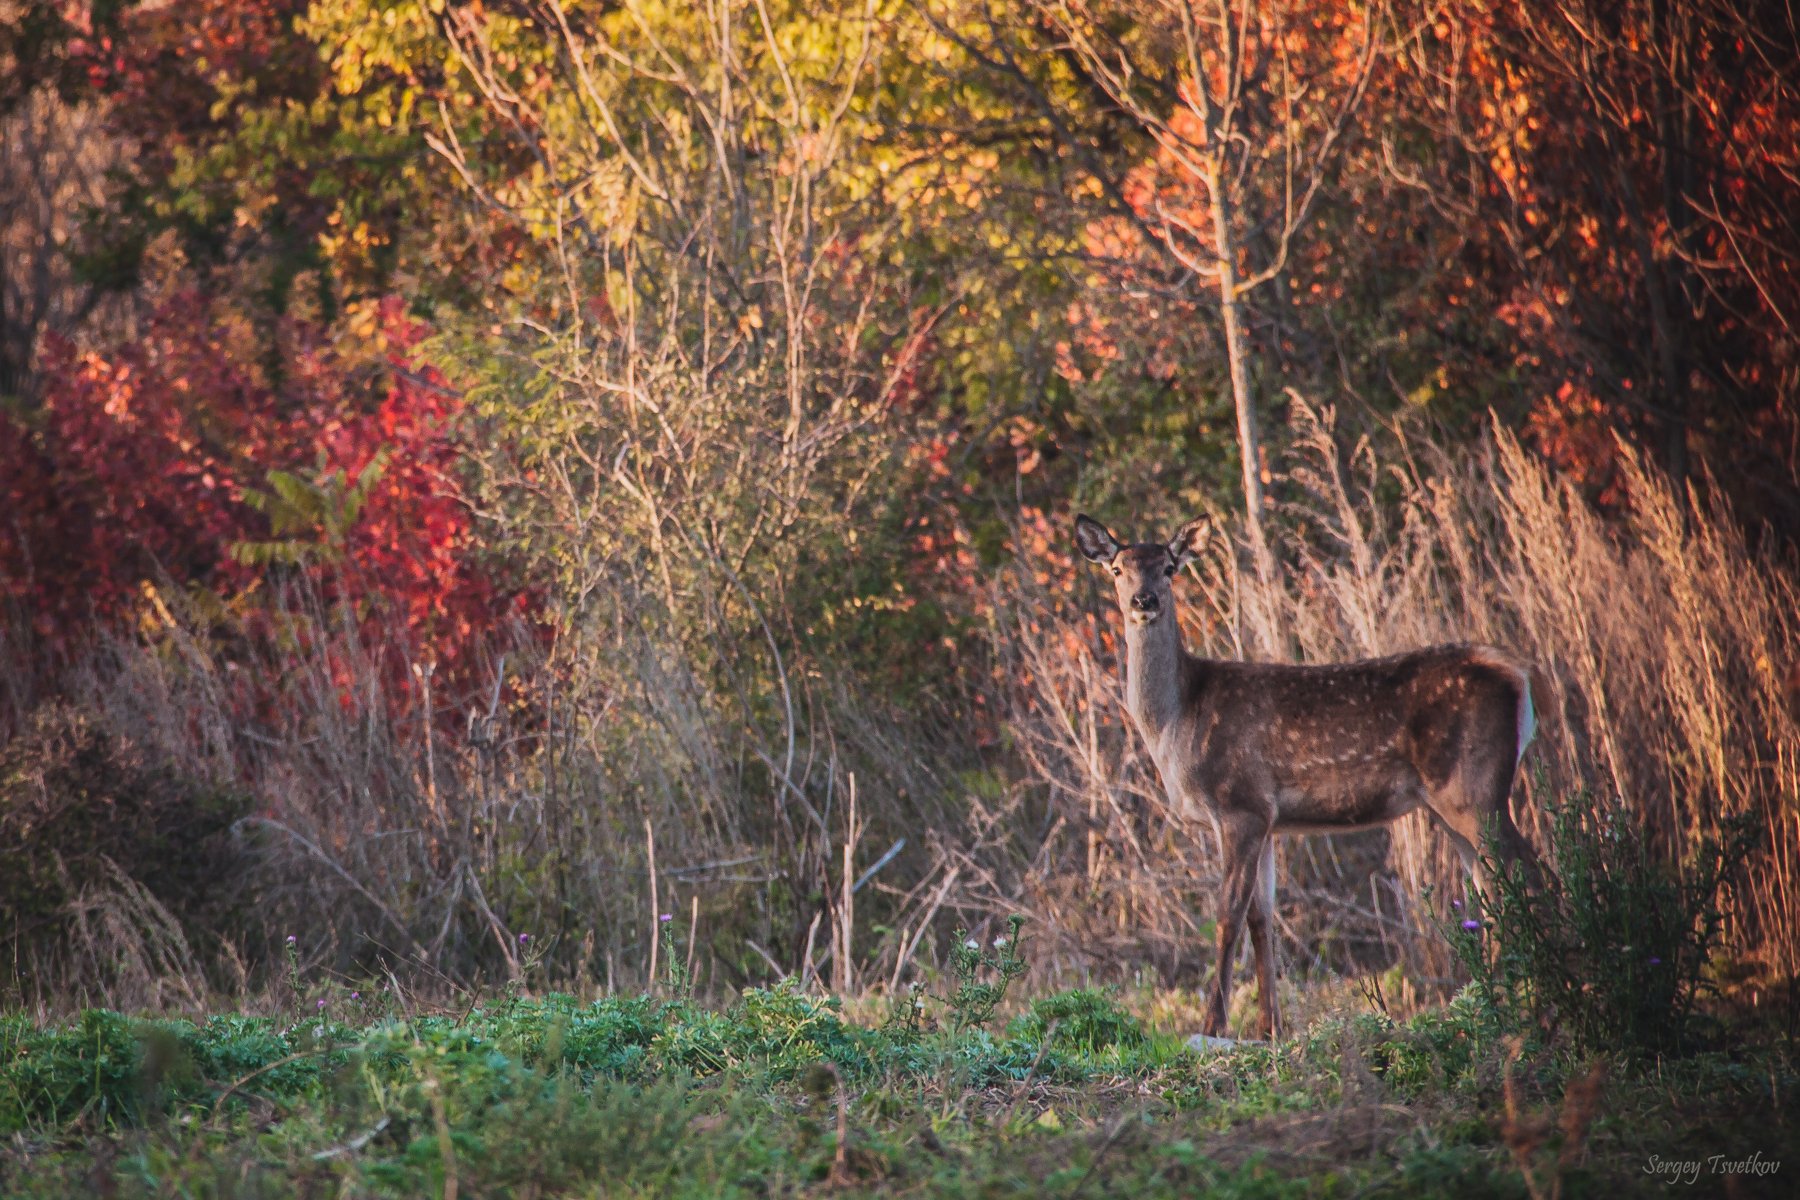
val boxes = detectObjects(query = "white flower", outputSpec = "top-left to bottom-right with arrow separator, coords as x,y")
964,938 -> 980,950
992,937 -> 1009,949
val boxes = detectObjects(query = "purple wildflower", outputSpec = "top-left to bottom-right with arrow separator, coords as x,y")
659,913 -> 673,923
1450,900 -> 1462,910
286,935 -> 297,944
1461,919 -> 1482,932
519,933 -> 531,944
1648,956 -> 1662,965
317,998 -> 326,1009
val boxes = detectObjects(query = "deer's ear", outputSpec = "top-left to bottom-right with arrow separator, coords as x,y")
1074,514 -> 1122,565
1167,516 -> 1212,570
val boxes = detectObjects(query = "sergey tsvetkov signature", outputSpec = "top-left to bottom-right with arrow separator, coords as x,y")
1644,1153 -> 1780,1185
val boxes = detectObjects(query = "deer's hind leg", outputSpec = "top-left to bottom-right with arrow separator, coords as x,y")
1247,837 -> 1281,1041
1425,670 -> 1545,899
1424,749 -> 1542,903
1203,808 -> 1275,1039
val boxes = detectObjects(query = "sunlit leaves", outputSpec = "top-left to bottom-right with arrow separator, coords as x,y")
0,297 -> 531,695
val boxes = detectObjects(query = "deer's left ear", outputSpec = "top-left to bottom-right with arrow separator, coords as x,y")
1167,516 -> 1212,571
1074,514 -> 1122,564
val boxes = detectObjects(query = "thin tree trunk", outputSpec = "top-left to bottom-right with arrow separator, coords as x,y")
1208,166 -> 1273,583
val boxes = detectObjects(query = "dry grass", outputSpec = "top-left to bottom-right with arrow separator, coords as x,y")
975,401 -> 1798,997
2,404 -> 1793,1012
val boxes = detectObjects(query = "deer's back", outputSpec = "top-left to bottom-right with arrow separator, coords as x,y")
1169,644 -> 1528,830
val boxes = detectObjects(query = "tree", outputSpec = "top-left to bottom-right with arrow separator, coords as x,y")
0,90 -> 126,401
1391,0 -> 1800,514
1042,1 -> 1378,578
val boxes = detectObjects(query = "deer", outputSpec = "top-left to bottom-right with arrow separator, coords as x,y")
1074,513 -> 1541,1043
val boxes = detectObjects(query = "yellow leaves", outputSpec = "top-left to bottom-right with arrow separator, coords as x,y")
341,298 -> 393,359
1406,366 -> 1451,409
319,218 -> 392,281
301,0 -> 448,97
134,580 -> 179,639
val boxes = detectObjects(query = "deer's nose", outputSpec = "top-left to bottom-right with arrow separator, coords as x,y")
1130,592 -> 1160,612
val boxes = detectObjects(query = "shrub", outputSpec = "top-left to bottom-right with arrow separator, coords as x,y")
0,297 -> 533,698
0,702 -> 248,996
1007,987 -> 1148,1053
1450,793 -> 1760,1055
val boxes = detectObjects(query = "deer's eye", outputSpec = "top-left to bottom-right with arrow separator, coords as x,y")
1165,563 -> 1177,578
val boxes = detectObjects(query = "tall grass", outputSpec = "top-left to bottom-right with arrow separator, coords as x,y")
986,402 -> 1798,993
3,407 -> 1793,1012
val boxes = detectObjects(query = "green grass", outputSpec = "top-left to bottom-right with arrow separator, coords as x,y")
0,984 -> 1794,1198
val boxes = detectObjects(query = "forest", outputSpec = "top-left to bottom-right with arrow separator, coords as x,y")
2,1 -> 1797,1196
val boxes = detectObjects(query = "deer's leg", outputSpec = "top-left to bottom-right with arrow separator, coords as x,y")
1203,811 -> 1272,1038
1427,757 -> 1542,903
1247,837 -> 1281,1041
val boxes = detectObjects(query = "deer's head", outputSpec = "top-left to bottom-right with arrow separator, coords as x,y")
1074,513 -> 1211,626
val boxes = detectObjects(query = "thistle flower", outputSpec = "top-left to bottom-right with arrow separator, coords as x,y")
1648,956 -> 1662,965
992,937 -> 1009,950
286,935 -> 297,944
659,913 -> 673,923
964,938 -> 980,950
519,932 -> 531,944
1461,919 -> 1482,932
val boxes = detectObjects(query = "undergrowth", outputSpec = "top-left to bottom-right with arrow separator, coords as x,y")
1,982 -> 1792,1198
1449,794 -> 1762,1056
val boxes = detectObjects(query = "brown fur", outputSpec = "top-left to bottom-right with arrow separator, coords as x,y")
1075,514 -> 1540,1040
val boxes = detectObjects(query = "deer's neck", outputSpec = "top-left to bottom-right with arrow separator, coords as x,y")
1122,611 -> 1189,741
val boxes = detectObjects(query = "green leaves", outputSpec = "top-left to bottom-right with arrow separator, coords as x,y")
232,449 -> 390,568
1448,794 -> 1762,1056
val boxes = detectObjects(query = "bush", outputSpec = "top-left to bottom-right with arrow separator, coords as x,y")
1007,988 -> 1148,1053
0,703 -> 248,996
1450,794 -> 1760,1054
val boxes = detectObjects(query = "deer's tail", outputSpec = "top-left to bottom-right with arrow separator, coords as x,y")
1470,646 -> 1537,766
1515,673 -> 1537,767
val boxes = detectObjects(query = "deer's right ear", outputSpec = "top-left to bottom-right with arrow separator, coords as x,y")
1074,514 -> 1122,565
1167,516 -> 1212,570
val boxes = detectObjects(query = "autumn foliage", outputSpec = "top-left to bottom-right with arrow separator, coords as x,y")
2,0 -> 1796,1005
0,296 -> 529,695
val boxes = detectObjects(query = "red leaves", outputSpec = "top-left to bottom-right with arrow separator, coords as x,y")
0,294 -> 532,703
2,309 -> 254,638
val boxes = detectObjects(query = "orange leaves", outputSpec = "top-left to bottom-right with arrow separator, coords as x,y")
1525,379 -> 1630,508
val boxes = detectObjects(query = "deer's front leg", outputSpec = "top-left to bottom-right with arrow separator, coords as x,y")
1202,810 -> 1274,1038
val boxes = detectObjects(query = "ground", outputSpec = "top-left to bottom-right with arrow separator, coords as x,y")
1,981 -> 1794,1198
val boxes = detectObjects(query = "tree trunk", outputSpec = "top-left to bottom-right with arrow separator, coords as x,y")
1208,165 -> 1273,583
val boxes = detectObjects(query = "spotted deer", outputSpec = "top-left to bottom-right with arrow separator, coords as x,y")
1074,513 -> 1540,1042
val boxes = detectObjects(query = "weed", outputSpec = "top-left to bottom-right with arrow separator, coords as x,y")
1007,987 -> 1147,1054
1450,794 -> 1761,1054
942,915 -> 1028,1031
659,914 -> 694,1000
